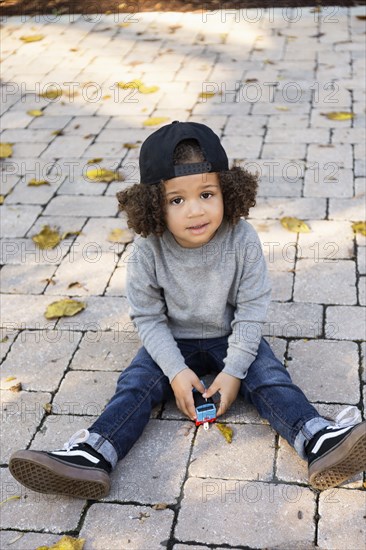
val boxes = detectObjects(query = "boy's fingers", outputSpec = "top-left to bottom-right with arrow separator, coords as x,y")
202,382 -> 218,399
192,378 -> 205,394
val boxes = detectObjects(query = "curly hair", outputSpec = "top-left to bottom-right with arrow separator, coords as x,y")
116,139 -> 258,237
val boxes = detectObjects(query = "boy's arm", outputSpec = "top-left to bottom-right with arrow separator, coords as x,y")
222,227 -> 271,380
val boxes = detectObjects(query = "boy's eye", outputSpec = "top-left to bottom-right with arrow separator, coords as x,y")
201,192 -> 213,199
170,197 -> 183,205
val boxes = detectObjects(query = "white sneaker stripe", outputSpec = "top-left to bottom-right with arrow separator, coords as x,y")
51,450 -> 100,464
311,427 -> 351,454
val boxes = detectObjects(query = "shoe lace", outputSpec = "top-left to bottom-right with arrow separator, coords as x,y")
63,429 -> 90,452
334,406 -> 361,428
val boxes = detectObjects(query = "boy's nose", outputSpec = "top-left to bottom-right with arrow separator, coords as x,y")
187,200 -> 205,217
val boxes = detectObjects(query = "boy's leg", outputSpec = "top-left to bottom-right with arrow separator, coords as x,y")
9,347 -> 172,499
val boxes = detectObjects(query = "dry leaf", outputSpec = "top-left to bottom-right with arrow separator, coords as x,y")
0,495 -> 21,506
280,217 -> 311,233
216,422 -> 233,443
102,95 -> 112,100
352,221 -> 366,236
117,79 -> 143,89
152,503 -> 168,510
43,403 -> 53,414
275,106 -> 290,111
27,178 -> 50,186
107,228 -> 134,243
67,281 -> 84,289
356,15 -> 366,20
5,376 -> 17,382
86,167 -> 123,183
143,117 -> 170,127
40,88 -> 63,100
0,195 -> 4,204
1,336 -> 9,343
20,34 -> 45,42
139,85 -> 159,94
0,143 -> 13,158
9,382 -> 22,392
199,92 -> 216,99
36,535 -> 85,550
118,22 -> 131,28
27,110 -> 44,117
51,130 -> 64,136
42,277 -> 57,286
45,299 -> 86,320
87,158 -> 103,164
61,230 -> 81,240
123,143 -> 139,149
32,226 -> 62,249
321,111 -> 355,121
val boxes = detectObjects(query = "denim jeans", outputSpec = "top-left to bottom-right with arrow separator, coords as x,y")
87,337 -> 330,469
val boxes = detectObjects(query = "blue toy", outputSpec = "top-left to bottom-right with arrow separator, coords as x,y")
193,382 -> 217,430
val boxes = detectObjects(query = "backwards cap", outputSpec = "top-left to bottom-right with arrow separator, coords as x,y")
139,121 -> 229,185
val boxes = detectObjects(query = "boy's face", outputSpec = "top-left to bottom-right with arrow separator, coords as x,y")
164,172 -> 224,248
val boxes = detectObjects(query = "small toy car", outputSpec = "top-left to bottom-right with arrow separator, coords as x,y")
193,383 -> 217,430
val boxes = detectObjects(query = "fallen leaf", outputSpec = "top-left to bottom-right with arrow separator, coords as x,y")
44,299 -> 86,319
0,495 -> 21,506
216,422 -> 233,443
245,78 -> 258,83
352,221 -> 366,236
139,84 -> 159,94
118,22 -> 131,28
36,535 -> 86,550
86,167 -> 123,183
27,178 -> 50,186
27,110 -> 44,117
0,195 -> 4,204
102,95 -> 112,100
1,336 -> 9,343
143,117 -> 170,127
60,230 -> 81,240
42,277 -> 57,285
43,403 -> 53,414
32,226 -> 62,249
20,34 -> 45,42
264,59 -> 275,65
123,143 -> 139,149
67,281 -> 84,289
117,79 -> 143,89
39,88 -> 63,100
87,158 -> 103,164
168,24 -> 182,33
5,376 -> 17,382
51,130 -> 64,136
0,143 -> 13,158
107,228 -> 134,243
321,111 -> 355,121
280,217 -> 311,233
356,15 -> 366,20
152,503 -> 168,510
275,106 -> 290,111
9,382 -> 22,392
199,92 -> 216,99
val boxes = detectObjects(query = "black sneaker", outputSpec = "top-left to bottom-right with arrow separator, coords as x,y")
9,429 -> 111,500
307,422 -> 366,490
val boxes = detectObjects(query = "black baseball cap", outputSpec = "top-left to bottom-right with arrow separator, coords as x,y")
139,121 -> 229,185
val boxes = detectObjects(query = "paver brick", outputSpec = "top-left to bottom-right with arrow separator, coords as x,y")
325,305 -> 366,341
0,204 -> 43,238
43,195 -> 118,217
80,503 -> 174,550
1,330 -> 82,392
297,220 -> 354,259
250,197 -> 326,220
0,263 -> 57,294
328,196 -> 366,221
0,531 -> 60,549
175,477 -> 315,548
55,295 -> 131,331
287,340 -> 360,403
0,468 -> 85,531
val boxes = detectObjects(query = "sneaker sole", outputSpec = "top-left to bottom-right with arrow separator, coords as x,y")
308,421 -> 366,490
9,450 -> 110,500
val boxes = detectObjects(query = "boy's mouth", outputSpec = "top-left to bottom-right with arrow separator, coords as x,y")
187,223 -> 208,229
187,222 -> 209,234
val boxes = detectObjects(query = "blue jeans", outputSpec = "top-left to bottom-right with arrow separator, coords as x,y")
87,337 -> 330,469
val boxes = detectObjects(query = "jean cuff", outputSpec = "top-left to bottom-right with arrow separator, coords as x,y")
294,416 -> 332,460
86,432 -> 118,469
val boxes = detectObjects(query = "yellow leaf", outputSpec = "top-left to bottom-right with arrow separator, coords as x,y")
216,423 -> 233,444
280,217 -> 311,233
352,221 -> 366,236
123,143 -> 139,149
32,226 -> 62,249
27,110 -> 44,117
152,503 -> 168,510
5,376 -> 17,382
138,85 -> 159,94
87,158 -> 103,164
86,168 -> 123,183
20,34 -> 45,42
9,382 -> 22,392
39,88 -> 63,100
60,230 -> 81,240
0,143 -> 13,158
117,79 -> 143,89
0,495 -> 21,506
36,535 -> 86,550
199,92 -> 216,99
43,403 -> 53,414
44,299 -> 86,320
27,178 -> 50,186
275,106 -> 290,111
0,195 -> 4,204
51,130 -> 64,136
118,22 -> 131,27
107,228 -> 134,243
102,95 -> 112,100
143,117 -> 170,127
321,111 -> 355,121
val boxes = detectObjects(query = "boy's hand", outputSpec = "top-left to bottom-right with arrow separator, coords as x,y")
171,369 -> 206,421
203,372 -> 241,417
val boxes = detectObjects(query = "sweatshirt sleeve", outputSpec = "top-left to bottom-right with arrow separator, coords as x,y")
126,243 -> 188,382
222,227 -> 271,379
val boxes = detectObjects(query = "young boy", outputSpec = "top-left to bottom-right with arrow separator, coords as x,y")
9,121 -> 366,499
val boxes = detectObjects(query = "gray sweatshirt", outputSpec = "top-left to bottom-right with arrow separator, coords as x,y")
126,218 -> 272,382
